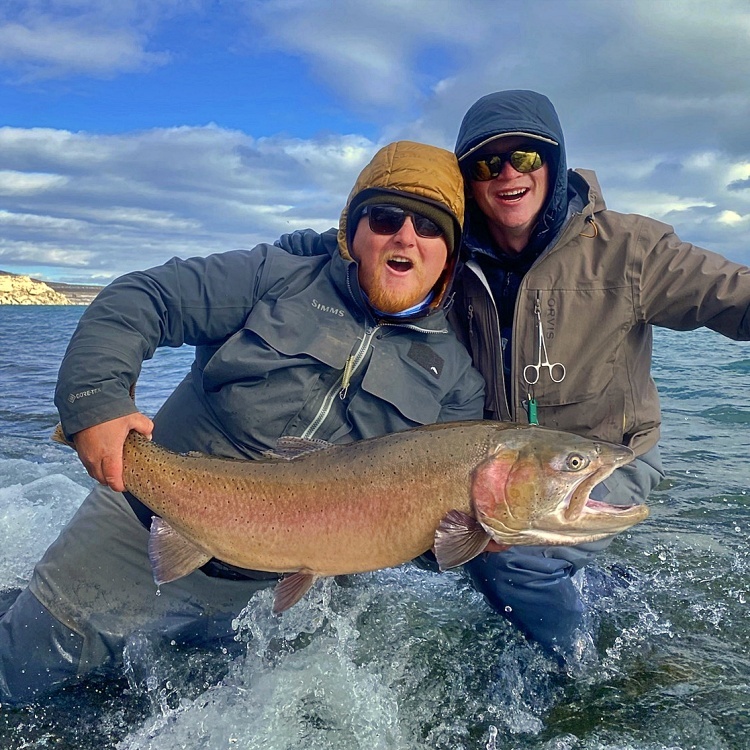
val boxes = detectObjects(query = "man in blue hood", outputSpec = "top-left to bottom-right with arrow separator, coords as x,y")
449,89 -> 750,659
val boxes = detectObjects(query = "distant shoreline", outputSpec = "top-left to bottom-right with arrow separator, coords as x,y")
0,270 -> 104,305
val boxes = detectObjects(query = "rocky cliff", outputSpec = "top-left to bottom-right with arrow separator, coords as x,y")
0,271 -> 102,305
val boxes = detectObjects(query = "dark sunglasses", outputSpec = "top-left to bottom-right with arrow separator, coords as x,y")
464,149 -> 546,181
361,204 -> 444,238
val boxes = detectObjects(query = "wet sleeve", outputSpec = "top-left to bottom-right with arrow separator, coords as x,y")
55,246 -> 274,436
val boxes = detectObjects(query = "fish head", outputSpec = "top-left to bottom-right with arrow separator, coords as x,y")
470,425 -> 648,546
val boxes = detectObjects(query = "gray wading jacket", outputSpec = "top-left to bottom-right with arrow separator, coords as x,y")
56,141 -> 485,459
55,239 -> 485,460
449,168 -> 750,458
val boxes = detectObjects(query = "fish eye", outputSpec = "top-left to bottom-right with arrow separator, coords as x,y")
566,453 -> 589,471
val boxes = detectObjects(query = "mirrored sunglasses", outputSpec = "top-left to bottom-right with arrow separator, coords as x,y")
361,204 -> 444,238
465,149 -> 546,181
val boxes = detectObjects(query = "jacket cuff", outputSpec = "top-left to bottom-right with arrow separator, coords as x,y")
57,395 -> 138,440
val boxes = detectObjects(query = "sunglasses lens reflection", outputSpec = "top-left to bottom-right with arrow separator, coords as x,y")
468,150 -> 545,181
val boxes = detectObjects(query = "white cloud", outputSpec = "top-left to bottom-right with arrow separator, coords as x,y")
0,21 -> 168,78
0,0 -> 198,79
243,0 -> 479,110
0,170 -> 67,193
2,0 -> 750,279
0,124 -> 377,280
718,210 -> 745,226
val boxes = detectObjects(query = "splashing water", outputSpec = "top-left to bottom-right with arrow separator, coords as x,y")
1,312 -> 749,749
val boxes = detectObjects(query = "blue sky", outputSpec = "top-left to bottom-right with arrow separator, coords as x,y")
2,0 -> 750,283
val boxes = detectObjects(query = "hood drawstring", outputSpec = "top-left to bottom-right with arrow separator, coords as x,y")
579,215 -> 598,239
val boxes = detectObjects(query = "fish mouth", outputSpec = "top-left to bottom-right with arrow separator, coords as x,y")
561,456 -> 648,530
564,464 -> 618,521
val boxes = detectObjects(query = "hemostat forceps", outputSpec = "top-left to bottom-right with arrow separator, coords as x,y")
523,310 -> 566,385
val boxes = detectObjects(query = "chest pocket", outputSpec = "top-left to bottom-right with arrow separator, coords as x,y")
520,287 -> 631,406
357,338 -> 446,426
202,294 -> 359,391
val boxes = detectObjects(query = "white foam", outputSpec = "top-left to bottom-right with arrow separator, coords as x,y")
0,465 -> 88,588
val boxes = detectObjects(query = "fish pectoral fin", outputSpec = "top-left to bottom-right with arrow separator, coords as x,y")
148,517 -> 212,585
433,510 -> 491,571
273,571 -> 318,614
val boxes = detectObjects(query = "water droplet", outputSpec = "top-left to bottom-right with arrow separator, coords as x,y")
504,605 -> 513,613
485,724 -> 498,750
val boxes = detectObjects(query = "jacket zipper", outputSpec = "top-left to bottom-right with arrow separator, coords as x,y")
465,260 -> 511,420
299,308 -> 449,440
300,325 -> 379,439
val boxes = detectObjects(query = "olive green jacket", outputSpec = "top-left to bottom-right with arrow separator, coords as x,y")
450,169 -> 750,456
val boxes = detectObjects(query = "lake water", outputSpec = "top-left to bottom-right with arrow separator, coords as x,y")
0,305 -> 748,749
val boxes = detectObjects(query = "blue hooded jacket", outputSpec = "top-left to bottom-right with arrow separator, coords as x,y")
454,90 -> 577,388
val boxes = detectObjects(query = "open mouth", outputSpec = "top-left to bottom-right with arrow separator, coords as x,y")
559,461 -> 648,529
584,498 -> 643,514
387,257 -> 414,273
496,188 -> 529,203
563,457 -> 637,521
563,466 -> 609,521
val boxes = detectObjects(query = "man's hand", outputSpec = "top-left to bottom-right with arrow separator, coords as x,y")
72,413 -> 154,492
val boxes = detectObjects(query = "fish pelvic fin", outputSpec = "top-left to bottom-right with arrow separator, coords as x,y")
148,517 -> 212,585
273,571 -> 318,615
433,509 -> 492,571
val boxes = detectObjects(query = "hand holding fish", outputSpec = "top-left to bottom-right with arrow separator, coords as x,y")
72,412 -> 154,492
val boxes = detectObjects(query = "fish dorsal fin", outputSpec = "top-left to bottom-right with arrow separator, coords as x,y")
273,571 -> 317,614
433,510 -> 491,570
148,517 -> 212,584
263,436 -> 334,460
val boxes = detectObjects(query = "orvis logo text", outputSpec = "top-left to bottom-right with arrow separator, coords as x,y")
312,299 -> 345,317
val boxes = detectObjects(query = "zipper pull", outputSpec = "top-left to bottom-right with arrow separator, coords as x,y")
340,355 -> 355,399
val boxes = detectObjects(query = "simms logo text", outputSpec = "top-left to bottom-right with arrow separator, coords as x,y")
68,387 -> 102,404
312,299 -> 345,317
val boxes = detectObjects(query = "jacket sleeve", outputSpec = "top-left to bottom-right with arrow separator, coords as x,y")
275,228 -> 339,257
636,220 -> 750,338
55,247 -> 275,437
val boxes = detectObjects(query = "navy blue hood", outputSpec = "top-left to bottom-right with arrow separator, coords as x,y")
455,90 -> 569,257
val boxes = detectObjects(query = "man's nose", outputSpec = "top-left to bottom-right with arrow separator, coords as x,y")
496,158 -> 519,179
392,217 -> 418,243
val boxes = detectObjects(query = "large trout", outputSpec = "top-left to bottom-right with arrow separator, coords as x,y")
54,421 -> 648,613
